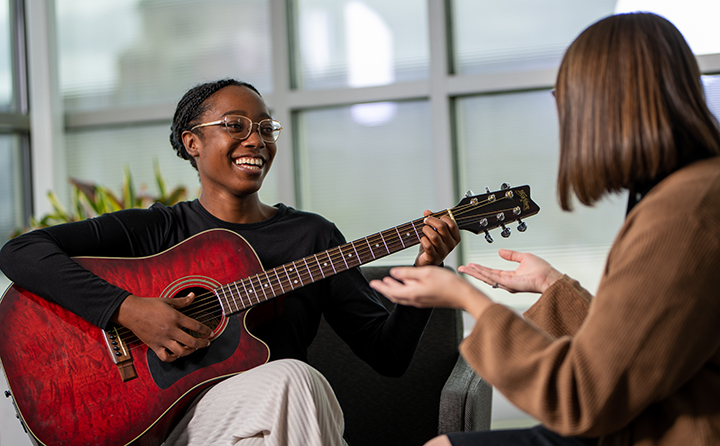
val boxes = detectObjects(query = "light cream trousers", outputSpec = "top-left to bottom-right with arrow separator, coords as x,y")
163,359 -> 348,446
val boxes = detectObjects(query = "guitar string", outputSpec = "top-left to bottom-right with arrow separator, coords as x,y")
112,195 -> 528,343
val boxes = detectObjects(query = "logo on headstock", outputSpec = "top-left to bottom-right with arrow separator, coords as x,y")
517,189 -> 531,211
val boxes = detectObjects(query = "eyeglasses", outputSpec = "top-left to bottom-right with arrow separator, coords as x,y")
190,115 -> 283,143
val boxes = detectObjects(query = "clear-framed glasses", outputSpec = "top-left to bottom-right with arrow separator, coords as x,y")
190,115 -> 283,143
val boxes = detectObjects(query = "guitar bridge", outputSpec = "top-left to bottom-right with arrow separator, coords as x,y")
103,327 -> 137,382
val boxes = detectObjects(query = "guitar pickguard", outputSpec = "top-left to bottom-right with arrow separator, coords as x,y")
146,312 -> 243,389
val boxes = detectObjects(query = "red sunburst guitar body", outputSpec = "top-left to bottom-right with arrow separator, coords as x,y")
0,230 -> 270,446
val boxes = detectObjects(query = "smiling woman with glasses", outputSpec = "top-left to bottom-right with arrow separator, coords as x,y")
0,78 -> 461,446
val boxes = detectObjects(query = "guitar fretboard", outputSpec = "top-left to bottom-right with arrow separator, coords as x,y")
214,210 -> 449,315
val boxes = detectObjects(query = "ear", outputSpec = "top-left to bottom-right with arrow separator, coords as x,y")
182,130 -> 201,158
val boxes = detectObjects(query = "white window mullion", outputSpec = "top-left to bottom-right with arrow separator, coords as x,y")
427,0 -> 457,267
268,0 -> 296,208
25,0 -> 66,217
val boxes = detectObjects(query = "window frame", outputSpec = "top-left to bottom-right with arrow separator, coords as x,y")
0,0 -> 32,241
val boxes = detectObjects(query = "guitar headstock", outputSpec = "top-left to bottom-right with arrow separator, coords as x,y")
451,184 -> 539,243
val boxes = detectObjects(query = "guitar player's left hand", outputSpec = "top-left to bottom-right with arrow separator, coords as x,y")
414,210 -> 461,267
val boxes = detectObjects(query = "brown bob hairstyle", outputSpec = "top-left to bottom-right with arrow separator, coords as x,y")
555,12 -> 720,211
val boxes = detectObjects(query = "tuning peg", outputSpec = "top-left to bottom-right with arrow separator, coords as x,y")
484,230 -> 494,243
517,220 -> 527,232
465,190 -> 474,198
500,224 -> 511,238
485,187 -> 491,194
501,183 -> 511,190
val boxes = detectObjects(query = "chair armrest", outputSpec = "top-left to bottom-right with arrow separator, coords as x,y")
439,355 -> 493,434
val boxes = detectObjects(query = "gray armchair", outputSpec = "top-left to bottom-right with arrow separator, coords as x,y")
307,266 -> 492,446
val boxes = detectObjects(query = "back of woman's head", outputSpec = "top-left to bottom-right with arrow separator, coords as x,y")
169,79 -> 261,170
555,12 -> 720,210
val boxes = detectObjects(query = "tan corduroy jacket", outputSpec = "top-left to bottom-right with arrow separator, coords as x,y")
460,156 -> 720,445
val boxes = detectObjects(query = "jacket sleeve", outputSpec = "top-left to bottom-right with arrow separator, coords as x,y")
523,275 -> 592,338
0,206 -> 174,329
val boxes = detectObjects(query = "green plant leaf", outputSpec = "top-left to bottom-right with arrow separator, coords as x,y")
13,164 -> 190,238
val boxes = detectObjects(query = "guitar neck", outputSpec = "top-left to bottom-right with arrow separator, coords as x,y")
213,184 -> 540,316
214,210 -> 449,315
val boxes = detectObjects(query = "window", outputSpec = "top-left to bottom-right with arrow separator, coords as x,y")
614,0 -> 720,56
56,0 -> 275,201
56,0 -> 274,113
704,75 -> 720,119
295,100 -> 434,265
0,0 -> 13,108
454,90 -> 627,310
0,0 -> 29,249
292,0 -> 429,90
452,0 -> 617,75
0,135 -> 25,241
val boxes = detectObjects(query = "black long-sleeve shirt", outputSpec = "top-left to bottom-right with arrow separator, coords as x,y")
0,200 -> 431,376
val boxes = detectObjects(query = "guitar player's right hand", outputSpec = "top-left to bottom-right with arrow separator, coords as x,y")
112,293 -> 213,362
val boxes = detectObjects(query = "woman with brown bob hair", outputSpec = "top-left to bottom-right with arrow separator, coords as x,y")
555,12 -> 720,211
371,12 -> 720,446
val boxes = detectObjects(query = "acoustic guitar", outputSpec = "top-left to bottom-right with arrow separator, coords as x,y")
0,184 -> 538,446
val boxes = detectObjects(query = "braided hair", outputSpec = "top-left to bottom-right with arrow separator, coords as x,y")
169,79 -> 261,170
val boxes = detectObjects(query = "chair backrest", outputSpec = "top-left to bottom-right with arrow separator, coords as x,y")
307,266 -> 463,446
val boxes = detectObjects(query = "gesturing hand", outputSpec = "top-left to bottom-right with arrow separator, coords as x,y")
459,249 -> 563,294
369,266 -> 494,319
112,293 -> 212,362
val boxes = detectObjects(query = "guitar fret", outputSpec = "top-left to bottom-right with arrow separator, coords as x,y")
273,269 -> 286,294
350,242 -> 363,265
370,235 -> 384,258
239,279 -> 251,308
394,227 -> 406,248
302,258 -> 315,283
364,237 -> 376,260
338,246 -> 348,270
320,252 -> 335,276
282,265 -> 295,290
227,285 -> 239,312
325,251 -> 337,274
379,232 -> 390,255
232,282 -> 246,311
227,285 -> 238,311
333,246 -> 347,271
303,263 -> 312,283
251,275 -> 268,302
244,277 -> 259,304
410,220 -> 421,241
244,282 -> 255,306
213,287 -> 231,313
263,271 -> 277,297
325,248 -> 342,274
401,223 -> 418,244
292,262 -> 304,287
314,254 -> 326,279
